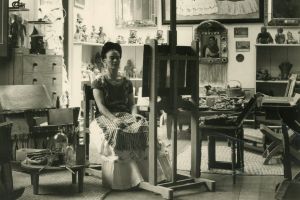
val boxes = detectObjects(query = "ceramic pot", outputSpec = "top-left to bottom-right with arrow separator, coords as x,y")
279,62 -> 293,80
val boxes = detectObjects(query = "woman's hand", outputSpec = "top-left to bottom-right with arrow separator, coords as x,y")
113,118 -> 127,128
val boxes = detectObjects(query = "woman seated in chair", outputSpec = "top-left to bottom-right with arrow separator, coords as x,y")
90,42 -> 166,190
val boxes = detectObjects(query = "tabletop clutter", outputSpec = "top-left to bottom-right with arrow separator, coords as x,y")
22,128 -> 76,167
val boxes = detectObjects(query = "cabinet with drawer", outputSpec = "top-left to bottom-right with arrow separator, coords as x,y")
22,54 -> 65,105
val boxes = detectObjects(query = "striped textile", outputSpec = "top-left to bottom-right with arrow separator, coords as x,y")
95,112 -> 148,151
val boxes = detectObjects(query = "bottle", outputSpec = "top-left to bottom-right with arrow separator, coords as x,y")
53,129 -> 68,164
56,96 -> 60,108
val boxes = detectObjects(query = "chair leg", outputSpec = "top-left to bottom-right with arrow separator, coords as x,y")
237,129 -> 244,171
263,145 -> 283,165
231,139 -> 236,184
208,136 -> 216,170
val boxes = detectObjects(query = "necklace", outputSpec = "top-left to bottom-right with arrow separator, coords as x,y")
105,74 -> 123,85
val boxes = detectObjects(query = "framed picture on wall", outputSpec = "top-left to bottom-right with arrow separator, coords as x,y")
162,0 -> 263,24
74,0 -> 85,9
234,27 -> 248,38
236,41 -> 250,52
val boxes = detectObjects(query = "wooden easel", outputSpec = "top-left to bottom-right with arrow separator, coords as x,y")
139,19 -> 215,199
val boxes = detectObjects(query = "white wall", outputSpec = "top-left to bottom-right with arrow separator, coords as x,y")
74,0 -> 300,89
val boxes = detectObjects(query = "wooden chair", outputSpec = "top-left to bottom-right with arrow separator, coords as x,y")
82,84 -> 102,176
26,107 -> 80,150
260,74 -> 298,165
0,122 -> 24,200
199,97 -> 257,184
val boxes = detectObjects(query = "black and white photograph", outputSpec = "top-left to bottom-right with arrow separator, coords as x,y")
234,27 -> 249,38
236,41 -> 251,52
1,0 -> 300,200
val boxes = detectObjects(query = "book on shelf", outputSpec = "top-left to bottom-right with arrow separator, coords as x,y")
262,93 -> 300,106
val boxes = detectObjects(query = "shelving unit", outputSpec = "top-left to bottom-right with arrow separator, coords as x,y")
255,44 -> 300,96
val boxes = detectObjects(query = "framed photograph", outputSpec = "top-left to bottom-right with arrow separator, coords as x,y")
236,41 -> 250,52
234,27 -> 248,38
74,0 -> 85,9
162,0 -> 263,24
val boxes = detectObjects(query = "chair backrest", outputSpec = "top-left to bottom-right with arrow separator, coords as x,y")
236,97 -> 257,126
83,84 -> 99,129
48,107 -> 80,126
284,74 -> 297,97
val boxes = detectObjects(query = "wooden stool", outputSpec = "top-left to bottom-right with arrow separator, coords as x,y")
21,161 -> 84,195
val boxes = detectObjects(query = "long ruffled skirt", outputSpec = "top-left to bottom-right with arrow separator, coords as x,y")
89,112 -> 166,190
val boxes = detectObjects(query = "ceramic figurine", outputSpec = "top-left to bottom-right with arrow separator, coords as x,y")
29,26 -> 45,54
81,25 -> 88,42
74,26 -> 81,41
124,59 -> 135,78
145,35 -> 151,44
89,25 -> 97,42
12,0 -> 26,9
116,35 -> 125,44
128,30 -> 137,44
156,30 -> 164,44
74,14 -> 84,41
256,26 -> 273,44
275,27 -> 286,44
10,14 -> 27,48
279,61 -> 293,80
286,31 -> 298,44
96,26 -> 106,44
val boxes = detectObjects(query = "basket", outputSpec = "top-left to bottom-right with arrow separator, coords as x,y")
226,80 -> 244,97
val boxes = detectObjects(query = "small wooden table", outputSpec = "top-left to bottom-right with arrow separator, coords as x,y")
21,161 -> 85,195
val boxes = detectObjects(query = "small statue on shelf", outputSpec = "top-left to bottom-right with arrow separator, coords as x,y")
89,25 -> 97,42
116,35 -> 126,44
279,61 -> 293,80
145,35 -> 151,44
256,69 -> 272,81
9,14 -> 27,48
81,25 -> 88,42
286,31 -> 298,44
96,26 -> 106,44
128,30 -> 137,44
74,26 -> 81,41
11,0 -> 25,9
156,30 -> 164,44
275,27 -> 286,44
74,13 -> 86,42
29,26 -> 45,54
124,59 -> 136,78
256,26 -> 273,44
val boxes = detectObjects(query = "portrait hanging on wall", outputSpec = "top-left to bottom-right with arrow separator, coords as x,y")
162,0 -> 263,24
194,20 -> 228,64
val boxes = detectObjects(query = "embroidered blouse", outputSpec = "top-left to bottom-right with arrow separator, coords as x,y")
91,75 -> 133,113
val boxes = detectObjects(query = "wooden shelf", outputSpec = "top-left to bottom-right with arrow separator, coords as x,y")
256,80 -> 300,83
73,42 -> 144,47
28,21 -> 52,24
255,44 -> 300,47
9,8 -> 29,11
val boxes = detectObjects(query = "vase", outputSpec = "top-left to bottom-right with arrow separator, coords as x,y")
279,62 -> 293,80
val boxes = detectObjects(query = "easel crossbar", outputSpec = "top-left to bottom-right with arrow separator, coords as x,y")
156,55 -> 199,61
